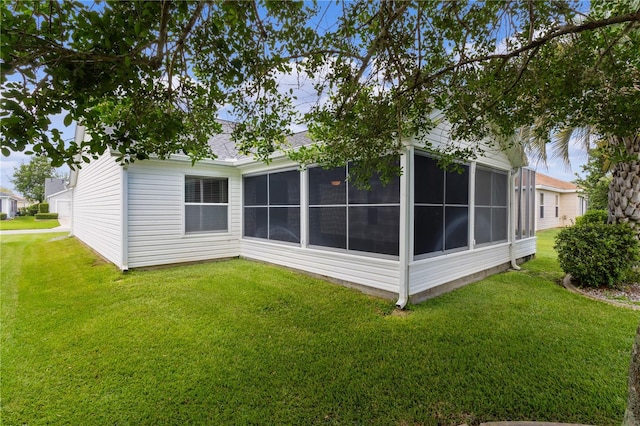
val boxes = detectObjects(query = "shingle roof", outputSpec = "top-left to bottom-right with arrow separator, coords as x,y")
208,119 -> 312,160
535,172 -> 578,191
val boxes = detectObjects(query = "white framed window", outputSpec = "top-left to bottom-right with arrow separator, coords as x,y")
539,193 -> 545,218
308,161 -> 400,257
185,176 -> 228,233
555,194 -> 559,218
475,167 -> 508,245
414,153 -> 469,258
243,169 -> 301,244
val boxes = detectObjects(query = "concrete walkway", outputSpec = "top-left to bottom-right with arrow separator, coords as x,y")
0,217 -> 71,235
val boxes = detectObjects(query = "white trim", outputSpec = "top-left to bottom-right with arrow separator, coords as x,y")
121,166 -> 129,271
182,174 -> 231,236
535,184 -> 578,193
46,187 -> 73,199
300,169 -> 308,247
469,161 -> 477,249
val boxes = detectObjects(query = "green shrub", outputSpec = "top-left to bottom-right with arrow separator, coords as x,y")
554,221 -> 640,288
34,213 -> 59,220
575,209 -> 608,226
28,204 -> 39,216
38,203 -> 50,213
0,213 -> 6,220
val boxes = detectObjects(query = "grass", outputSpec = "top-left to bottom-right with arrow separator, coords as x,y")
0,216 -> 60,230
2,230 -> 639,425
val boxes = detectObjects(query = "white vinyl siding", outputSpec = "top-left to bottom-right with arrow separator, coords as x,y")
536,189 -> 561,230
410,243 -> 511,295
241,239 -> 400,295
72,151 -> 124,268
126,160 -> 241,268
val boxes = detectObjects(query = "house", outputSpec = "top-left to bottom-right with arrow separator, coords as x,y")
67,119 -> 537,307
45,178 -> 72,218
13,193 -> 29,210
535,172 -> 586,230
0,191 -> 19,219
44,178 -> 66,198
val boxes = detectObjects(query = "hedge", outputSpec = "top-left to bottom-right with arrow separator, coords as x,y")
38,203 -> 50,213
0,213 -> 6,220
34,213 -> 59,220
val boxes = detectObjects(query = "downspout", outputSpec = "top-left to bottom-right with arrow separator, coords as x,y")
396,144 -> 413,309
509,167 -> 521,270
121,165 -> 129,271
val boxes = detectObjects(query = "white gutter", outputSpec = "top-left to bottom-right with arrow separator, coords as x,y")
510,167 -> 521,270
396,144 -> 413,309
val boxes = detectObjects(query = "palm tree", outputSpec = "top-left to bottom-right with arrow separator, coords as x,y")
525,126 -> 640,239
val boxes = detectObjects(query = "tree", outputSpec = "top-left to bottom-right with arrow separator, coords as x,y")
574,145 -> 612,212
2,2 -> 638,170
0,186 -> 15,194
10,156 -> 61,202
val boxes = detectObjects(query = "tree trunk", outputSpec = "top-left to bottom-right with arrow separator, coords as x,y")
624,322 -> 640,426
608,135 -> 640,239
609,134 -> 640,425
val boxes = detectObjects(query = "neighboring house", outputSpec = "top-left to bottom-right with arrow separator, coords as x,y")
45,178 -> 72,218
68,119 -> 537,307
535,172 -> 586,230
47,188 -> 72,218
13,194 -> 30,209
44,178 -> 66,198
0,192 -> 19,219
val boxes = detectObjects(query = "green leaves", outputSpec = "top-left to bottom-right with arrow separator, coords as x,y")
10,156 -> 62,202
555,220 -> 640,288
1,0 -> 638,181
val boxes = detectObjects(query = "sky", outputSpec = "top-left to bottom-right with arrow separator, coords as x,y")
0,1 -> 590,196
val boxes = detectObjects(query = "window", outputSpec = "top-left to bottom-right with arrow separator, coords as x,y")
515,168 -> 536,239
414,153 -> 469,257
244,170 -> 300,243
555,195 -> 559,218
308,161 -> 400,256
539,193 -> 545,218
475,168 -> 508,245
185,176 -> 228,233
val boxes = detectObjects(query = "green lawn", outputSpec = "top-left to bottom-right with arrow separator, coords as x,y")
0,215 -> 60,230
2,230 -> 639,425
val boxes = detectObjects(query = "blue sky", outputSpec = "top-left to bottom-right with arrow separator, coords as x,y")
0,1 -> 589,195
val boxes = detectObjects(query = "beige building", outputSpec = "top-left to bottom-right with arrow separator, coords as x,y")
535,172 -> 587,230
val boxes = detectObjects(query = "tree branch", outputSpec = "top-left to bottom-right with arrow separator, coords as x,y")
155,0 -> 172,68
408,8 -> 640,93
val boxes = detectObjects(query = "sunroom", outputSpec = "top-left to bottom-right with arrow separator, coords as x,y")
237,143 -> 536,307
